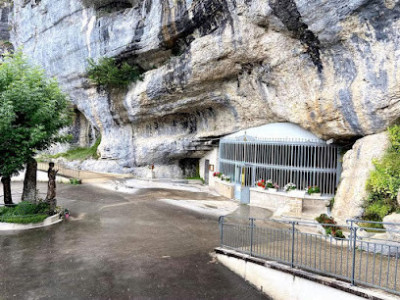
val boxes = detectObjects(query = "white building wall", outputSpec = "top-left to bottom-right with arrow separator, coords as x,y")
199,148 -> 219,187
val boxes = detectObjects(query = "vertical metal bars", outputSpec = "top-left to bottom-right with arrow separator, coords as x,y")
219,218 -> 400,296
219,138 -> 340,195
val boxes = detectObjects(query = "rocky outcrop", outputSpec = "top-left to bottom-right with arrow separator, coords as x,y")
383,213 -> 400,242
8,0 -> 400,176
332,132 -> 390,223
0,3 -> 13,58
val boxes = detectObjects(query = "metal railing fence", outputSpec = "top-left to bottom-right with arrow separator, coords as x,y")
219,216 -> 400,296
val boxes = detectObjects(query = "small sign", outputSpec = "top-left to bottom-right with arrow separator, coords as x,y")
209,164 -> 214,171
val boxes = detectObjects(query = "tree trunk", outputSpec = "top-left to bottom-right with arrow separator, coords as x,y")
22,158 -> 37,203
1,176 -> 13,205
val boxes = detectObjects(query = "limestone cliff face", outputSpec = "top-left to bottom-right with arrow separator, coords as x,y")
332,132 -> 390,223
9,0 -> 400,175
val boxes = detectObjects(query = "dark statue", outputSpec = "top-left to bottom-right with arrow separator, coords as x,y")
45,162 -> 58,212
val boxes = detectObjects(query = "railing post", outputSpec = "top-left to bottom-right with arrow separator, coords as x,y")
291,221 -> 296,268
351,227 -> 358,286
250,218 -> 255,256
347,219 -> 354,251
219,216 -> 224,247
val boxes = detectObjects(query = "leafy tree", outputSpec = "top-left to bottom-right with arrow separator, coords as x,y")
0,51 -> 72,204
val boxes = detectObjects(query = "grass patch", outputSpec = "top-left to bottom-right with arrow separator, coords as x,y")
186,176 -> 205,184
43,137 -> 101,161
0,201 -> 51,224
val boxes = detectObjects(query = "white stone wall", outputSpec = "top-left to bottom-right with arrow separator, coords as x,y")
250,188 -> 329,219
214,180 -> 234,199
199,148 -> 219,187
217,253 -> 369,300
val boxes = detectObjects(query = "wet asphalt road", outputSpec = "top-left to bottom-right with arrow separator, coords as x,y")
0,183 -> 269,300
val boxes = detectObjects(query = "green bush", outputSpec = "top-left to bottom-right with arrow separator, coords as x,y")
87,57 -> 142,89
334,230 -> 345,239
363,200 -> 392,221
364,125 -> 400,221
328,198 -> 335,209
70,178 -> 82,185
366,153 -> 400,206
389,125 -> 400,152
316,214 -> 344,238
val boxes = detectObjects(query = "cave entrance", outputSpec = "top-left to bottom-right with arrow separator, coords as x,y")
219,123 -> 342,203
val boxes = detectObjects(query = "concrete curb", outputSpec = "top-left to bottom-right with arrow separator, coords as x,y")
215,247 -> 398,300
0,214 -> 63,231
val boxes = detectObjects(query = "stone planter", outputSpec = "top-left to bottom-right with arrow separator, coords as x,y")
287,189 -> 305,197
310,193 -> 322,197
257,186 -> 266,191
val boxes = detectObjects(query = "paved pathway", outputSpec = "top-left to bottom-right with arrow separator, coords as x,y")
0,182 -> 269,299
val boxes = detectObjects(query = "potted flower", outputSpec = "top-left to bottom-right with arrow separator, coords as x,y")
285,182 -> 305,197
266,179 -> 274,189
272,183 -> 280,192
307,186 -> 321,197
256,179 -> 266,190
284,183 -> 296,192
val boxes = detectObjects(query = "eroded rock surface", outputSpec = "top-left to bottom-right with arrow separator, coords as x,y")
9,0 -> 400,175
383,213 -> 400,242
332,132 -> 390,223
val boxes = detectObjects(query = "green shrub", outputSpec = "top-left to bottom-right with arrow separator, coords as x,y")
334,230 -> 345,239
363,200 -> 392,221
316,214 -> 344,238
87,57 -> 142,89
389,125 -> 400,152
364,125 -> 400,221
328,198 -> 335,209
366,153 -> 400,205
69,178 -> 82,185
